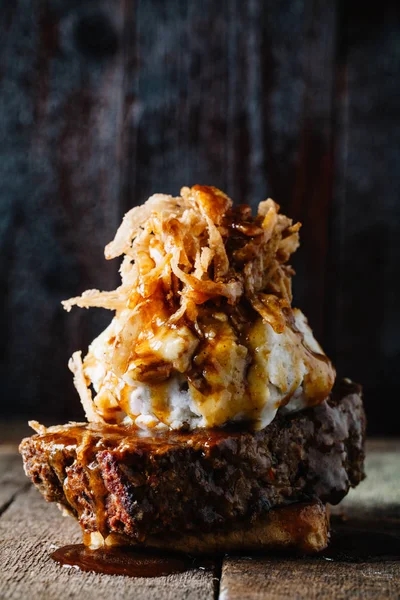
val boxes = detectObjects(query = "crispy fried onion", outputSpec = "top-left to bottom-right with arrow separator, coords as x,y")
62,186 -> 301,417
68,351 -> 104,423
63,187 -> 299,317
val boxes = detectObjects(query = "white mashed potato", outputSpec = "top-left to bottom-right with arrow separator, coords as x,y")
83,308 -> 334,431
64,186 -> 335,431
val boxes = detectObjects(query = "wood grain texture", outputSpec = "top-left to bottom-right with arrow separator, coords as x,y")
220,440 -> 400,599
0,0 -> 125,421
0,421 -> 32,449
0,451 -> 28,514
220,559 -> 400,600
330,439 -> 400,519
0,486 -> 218,600
327,1 -> 400,434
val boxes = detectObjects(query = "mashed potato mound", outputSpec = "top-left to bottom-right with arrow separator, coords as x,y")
63,185 -> 335,430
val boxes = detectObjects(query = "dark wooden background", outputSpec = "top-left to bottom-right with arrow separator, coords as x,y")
1,0 -> 399,434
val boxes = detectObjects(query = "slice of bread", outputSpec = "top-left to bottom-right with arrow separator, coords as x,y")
95,501 -> 329,555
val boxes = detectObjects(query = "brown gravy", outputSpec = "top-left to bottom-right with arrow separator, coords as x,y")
51,544 -> 202,578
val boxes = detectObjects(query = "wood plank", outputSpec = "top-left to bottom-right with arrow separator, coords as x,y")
0,486 -> 218,600
331,439 -> 400,518
0,422 -> 32,512
0,0 -> 126,423
220,558 -> 400,600
220,441 -> 400,599
0,421 -> 33,450
286,0 -> 336,341
328,1 -> 400,434
0,452 -> 28,515
127,0 -> 231,201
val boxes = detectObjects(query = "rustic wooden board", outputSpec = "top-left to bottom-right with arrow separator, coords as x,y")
0,451 -> 28,515
331,439 -> 400,519
0,421 -> 32,450
220,440 -> 400,599
0,486 -> 218,600
0,438 -> 399,598
220,558 -> 400,600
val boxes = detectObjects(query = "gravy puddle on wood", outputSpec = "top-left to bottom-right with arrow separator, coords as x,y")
51,544 -> 212,578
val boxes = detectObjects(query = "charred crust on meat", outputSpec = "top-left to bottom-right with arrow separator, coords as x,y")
20,381 -> 365,543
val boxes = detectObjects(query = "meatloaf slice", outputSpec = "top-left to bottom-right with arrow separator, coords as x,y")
19,380 -> 365,543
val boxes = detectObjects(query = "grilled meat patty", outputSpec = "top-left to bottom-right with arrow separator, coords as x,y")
20,380 -> 365,542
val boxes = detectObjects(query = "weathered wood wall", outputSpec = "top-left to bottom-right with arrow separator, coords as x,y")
1,0 -> 399,433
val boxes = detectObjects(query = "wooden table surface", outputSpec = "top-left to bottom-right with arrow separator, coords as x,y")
0,429 -> 399,600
